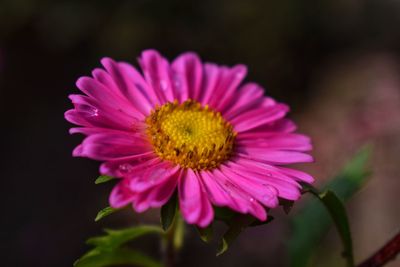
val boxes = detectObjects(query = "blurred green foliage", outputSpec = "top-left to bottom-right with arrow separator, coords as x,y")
288,146 -> 372,267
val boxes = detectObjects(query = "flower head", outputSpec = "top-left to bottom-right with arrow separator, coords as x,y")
65,50 -> 314,227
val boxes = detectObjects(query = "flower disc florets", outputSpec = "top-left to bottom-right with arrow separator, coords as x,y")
146,99 -> 236,170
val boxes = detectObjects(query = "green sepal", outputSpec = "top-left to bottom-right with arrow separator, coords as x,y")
95,175 -> 115,184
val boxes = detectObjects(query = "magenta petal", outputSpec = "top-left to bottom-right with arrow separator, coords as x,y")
238,133 -> 312,152
219,165 -> 279,208
206,65 -> 247,112
213,64 -> 247,112
109,180 -> 136,208
74,132 -> 152,161
138,49 -> 175,103
130,164 -> 179,193
132,168 -> 180,213
238,148 -> 314,164
172,52 -> 203,101
231,103 -> 289,133
179,170 -> 203,224
197,189 -> 214,228
99,154 -> 158,177
199,63 -> 221,105
202,169 -> 266,220
274,166 -> 315,183
222,83 -> 265,120
100,58 -> 154,115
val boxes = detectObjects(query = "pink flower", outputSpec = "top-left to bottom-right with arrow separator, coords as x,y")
65,50 -> 314,227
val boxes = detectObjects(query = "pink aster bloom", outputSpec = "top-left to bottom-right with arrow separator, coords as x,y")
65,50 -> 314,227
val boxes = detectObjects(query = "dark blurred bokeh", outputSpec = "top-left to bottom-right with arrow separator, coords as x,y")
1,1 -> 400,266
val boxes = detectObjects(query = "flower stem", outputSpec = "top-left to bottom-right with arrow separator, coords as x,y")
357,231 -> 400,267
162,212 -> 184,267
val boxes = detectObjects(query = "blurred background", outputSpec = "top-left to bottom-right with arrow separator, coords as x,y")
1,0 -> 399,266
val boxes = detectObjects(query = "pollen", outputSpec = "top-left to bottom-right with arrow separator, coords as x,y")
145,100 -> 236,170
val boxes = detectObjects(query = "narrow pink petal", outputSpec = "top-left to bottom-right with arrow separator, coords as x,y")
222,83 -> 265,120
231,103 -> 289,133
73,132 -> 152,161
204,169 -> 267,221
206,65 -> 247,112
229,158 -> 303,200
199,63 -> 221,105
138,49 -> 175,103
66,94 -> 142,130
211,64 -> 247,112
99,154 -> 158,177
132,168 -> 180,212
171,52 -> 203,101
129,164 -> 179,193
237,119 -> 298,139
76,76 -> 139,116
197,189 -> 214,228
238,133 -> 312,152
237,148 -> 314,164
179,170 -> 202,224
101,58 -> 154,115
219,165 -> 279,208
109,179 -> 136,208
273,166 -> 315,183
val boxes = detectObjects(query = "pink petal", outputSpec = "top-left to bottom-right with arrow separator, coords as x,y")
229,158 -> 303,200
238,133 -> 312,152
138,49 -> 175,103
205,65 -> 247,112
197,189 -> 214,228
109,179 -> 136,208
171,52 -> 203,101
219,165 -> 279,208
132,168 -> 180,212
199,63 -> 221,105
66,94 -> 141,130
203,169 -> 267,221
100,58 -> 154,115
222,83 -> 265,120
76,76 -> 139,117
129,164 -> 179,193
273,166 -> 315,183
99,154 -> 158,177
73,132 -> 152,161
210,64 -> 247,112
237,147 -> 314,164
179,170 -> 203,224
231,103 -> 289,133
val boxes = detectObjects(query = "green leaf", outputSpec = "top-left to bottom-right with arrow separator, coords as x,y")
95,175 -> 114,184
95,206 -> 119,222
86,225 -> 163,251
217,214 -> 256,256
288,145 -> 371,267
161,193 -> 177,231
317,190 -> 354,267
74,247 -> 161,267
280,199 -> 294,214
197,224 -> 214,243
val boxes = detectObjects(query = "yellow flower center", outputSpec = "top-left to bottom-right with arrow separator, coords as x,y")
145,100 -> 236,170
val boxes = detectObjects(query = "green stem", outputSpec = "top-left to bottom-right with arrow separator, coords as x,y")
305,185 -> 355,267
162,212 -> 184,267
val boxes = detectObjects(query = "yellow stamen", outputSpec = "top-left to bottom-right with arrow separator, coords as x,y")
145,99 -> 236,170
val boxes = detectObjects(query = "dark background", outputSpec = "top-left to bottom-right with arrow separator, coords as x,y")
1,1 -> 400,266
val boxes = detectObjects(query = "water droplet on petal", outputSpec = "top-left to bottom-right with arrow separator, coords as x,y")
160,80 -> 168,91
249,197 -> 255,202
119,163 -> 133,173
235,71 -> 244,80
173,76 -> 181,92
